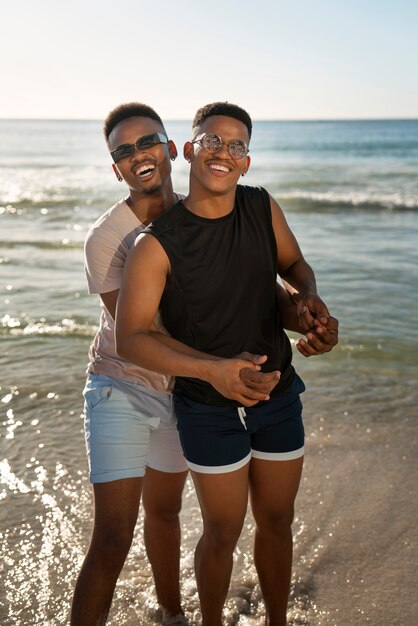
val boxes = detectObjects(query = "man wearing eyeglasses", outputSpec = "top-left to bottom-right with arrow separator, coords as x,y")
116,101 -> 338,626
74,101 -> 337,626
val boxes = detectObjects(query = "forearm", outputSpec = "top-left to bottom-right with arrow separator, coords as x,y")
281,259 -> 317,298
150,331 -> 221,362
116,329 -> 218,380
116,329 -> 269,406
275,283 -> 305,333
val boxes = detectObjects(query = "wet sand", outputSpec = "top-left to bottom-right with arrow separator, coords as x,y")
102,380 -> 418,626
287,401 -> 418,626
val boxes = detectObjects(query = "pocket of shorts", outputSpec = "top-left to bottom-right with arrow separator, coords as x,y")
83,381 -> 113,410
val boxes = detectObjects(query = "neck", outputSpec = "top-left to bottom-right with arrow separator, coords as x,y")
126,182 -> 176,225
183,180 -> 236,218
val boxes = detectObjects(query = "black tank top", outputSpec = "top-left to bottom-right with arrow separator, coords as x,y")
146,185 -> 294,406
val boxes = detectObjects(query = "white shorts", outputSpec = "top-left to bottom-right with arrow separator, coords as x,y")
83,374 -> 188,483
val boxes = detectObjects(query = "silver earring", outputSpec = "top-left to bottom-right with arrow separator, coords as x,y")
241,171 -> 246,177
117,174 -> 123,182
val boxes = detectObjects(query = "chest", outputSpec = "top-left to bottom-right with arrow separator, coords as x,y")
168,211 -> 277,301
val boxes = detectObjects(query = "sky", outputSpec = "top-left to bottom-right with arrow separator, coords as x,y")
1,0 -> 417,120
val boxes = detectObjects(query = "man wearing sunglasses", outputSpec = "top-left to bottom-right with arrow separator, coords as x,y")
116,101 -> 338,626
71,103 -> 192,626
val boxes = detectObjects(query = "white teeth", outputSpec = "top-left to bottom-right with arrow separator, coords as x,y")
136,164 -> 155,176
210,164 -> 229,173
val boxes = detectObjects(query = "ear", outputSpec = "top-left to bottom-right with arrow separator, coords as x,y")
183,141 -> 193,163
112,163 -> 123,182
241,154 -> 251,176
168,140 -> 178,161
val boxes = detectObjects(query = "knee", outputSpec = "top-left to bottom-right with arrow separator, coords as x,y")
143,499 -> 182,524
254,505 -> 295,537
203,518 -> 244,553
90,521 -> 135,565
143,490 -> 183,523
142,471 -> 186,523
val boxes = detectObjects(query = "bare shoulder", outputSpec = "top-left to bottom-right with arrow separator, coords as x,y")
268,193 -> 290,231
269,193 -> 285,217
128,232 -> 170,273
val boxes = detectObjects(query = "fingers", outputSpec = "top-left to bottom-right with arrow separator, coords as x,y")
296,338 -> 323,357
233,367 -> 272,402
299,295 -> 331,326
298,305 -> 315,331
235,352 -> 268,365
237,387 -> 270,402
310,297 -> 330,320
240,369 -> 280,384
314,318 -> 338,347
316,316 -> 339,332
238,397 -> 260,407
296,326 -> 338,357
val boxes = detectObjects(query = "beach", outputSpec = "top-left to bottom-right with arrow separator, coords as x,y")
1,119 -> 417,625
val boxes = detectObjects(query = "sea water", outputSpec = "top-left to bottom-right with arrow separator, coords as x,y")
1,119 -> 417,625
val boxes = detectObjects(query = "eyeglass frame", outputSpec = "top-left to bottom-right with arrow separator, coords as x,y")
191,133 -> 249,160
110,132 -> 169,163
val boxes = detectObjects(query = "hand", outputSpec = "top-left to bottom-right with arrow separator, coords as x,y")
206,357 -> 273,407
296,316 -> 339,357
235,352 -> 281,397
294,292 -> 330,332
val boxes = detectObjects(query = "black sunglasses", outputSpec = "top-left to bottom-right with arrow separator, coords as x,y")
111,132 -> 168,163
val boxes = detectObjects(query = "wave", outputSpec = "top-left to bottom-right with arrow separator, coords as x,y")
276,190 -> 418,211
0,315 -> 96,337
0,239 -> 84,250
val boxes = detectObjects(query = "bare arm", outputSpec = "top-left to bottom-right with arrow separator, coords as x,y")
115,234 -> 271,406
270,194 -> 331,330
101,281 -> 279,398
276,281 -> 339,355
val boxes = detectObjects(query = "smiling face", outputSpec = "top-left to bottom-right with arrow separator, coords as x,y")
108,116 -> 176,196
184,115 -> 251,198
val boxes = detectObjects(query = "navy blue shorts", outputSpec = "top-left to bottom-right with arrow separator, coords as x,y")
174,374 -> 305,474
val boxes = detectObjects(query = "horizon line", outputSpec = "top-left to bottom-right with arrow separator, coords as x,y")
0,116 -> 417,123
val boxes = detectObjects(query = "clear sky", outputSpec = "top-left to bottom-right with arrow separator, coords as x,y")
1,0 -> 417,120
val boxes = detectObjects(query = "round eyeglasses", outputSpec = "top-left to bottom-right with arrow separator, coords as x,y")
191,133 -> 249,160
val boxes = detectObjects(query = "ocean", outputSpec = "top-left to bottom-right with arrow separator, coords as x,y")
1,119 -> 417,625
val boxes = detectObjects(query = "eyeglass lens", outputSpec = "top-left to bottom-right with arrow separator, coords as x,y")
200,134 -> 247,159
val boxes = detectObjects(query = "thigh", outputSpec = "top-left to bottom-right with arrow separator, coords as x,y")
92,477 -> 143,533
249,456 -> 304,525
142,467 -> 188,518
192,463 -> 250,531
84,375 -> 152,483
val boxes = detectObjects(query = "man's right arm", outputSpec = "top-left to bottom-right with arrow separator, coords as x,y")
115,234 -> 271,406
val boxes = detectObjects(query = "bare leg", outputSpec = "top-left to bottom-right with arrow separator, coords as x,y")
249,457 -> 304,626
70,477 -> 142,626
191,464 -> 250,626
142,468 -> 188,619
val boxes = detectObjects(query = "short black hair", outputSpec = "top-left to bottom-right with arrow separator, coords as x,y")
103,102 -> 165,140
192,102 -> 252,140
